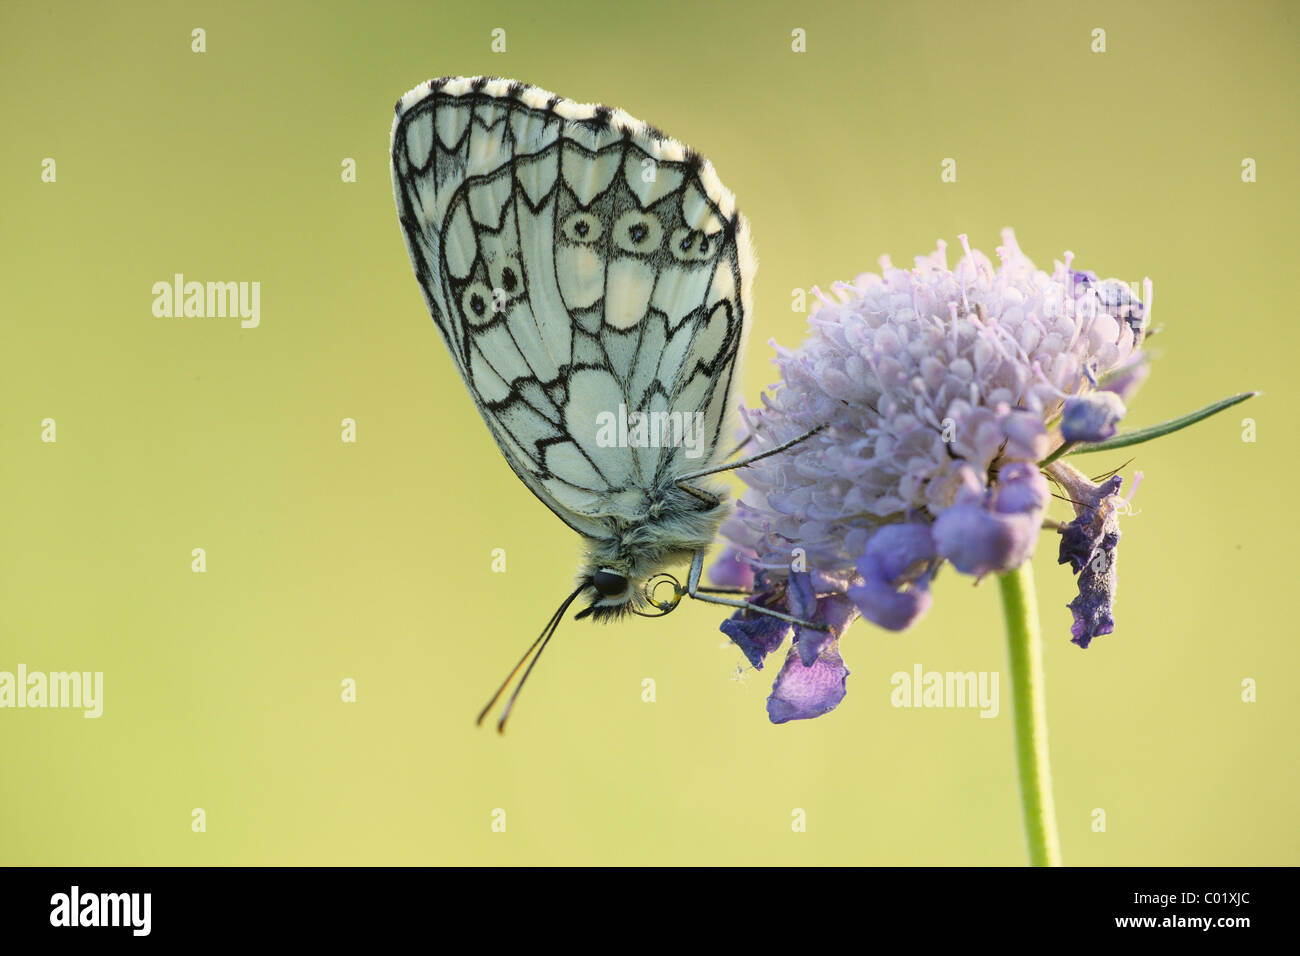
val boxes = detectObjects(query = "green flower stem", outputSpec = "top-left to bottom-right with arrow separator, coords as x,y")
998,561 -> 1062,867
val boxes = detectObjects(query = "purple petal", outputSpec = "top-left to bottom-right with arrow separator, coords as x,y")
1001,411 -> 1050,461
933,463 -> 1047,576
786,566 -> 817,621
1100,356 -> 1150,403
767,642 -> 850,723
848,573 -> 932,631
795,594 -> 859,666
993,462 -> 1049,516
708,546 -> 755,591
720,592 -> 791,670
848,523 -> 936,630
861,523 -> 936,580
933,505 -> 1040,576
1061,392 -> 1127,443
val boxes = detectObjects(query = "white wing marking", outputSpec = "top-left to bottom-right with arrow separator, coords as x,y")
603,257 -> 655,330
600,326 -> 638,382
651,261 -> 715,329
468,176 -> 512,228
504,301 -> 559,384
634,391 -> 671,487
469,343 -> 511,404
571,331 -> 604,367
474,322 -> 533,384
405,112 -> 435,170
516,378 -> 561,423
626,312 -> 668,411
556,244 -> 606,310
682,182 -> 725,234
514,151 -> 558,208
435,101 -> 471,150
513,199 -> 570,366
561,143 -> 622,206
563,368 -> 635,487
544,442 -> 606,487
621,151 -> 685,208
443,201 -> 477,280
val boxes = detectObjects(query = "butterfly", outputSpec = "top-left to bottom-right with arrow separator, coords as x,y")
390,76 -> 819,729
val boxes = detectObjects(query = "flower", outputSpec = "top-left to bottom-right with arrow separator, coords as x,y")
716,230 -> 1150,721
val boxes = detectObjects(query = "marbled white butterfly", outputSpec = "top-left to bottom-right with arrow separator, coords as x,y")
390,77 -> 819,729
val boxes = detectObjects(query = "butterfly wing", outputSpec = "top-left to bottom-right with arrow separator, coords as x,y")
391,76 -> 754,540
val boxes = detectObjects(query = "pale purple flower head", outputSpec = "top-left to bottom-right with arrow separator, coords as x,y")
716,231 -> 1150,720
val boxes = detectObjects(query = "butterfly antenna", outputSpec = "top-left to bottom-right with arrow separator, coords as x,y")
675,425 -> 825,484
476,583 -> 588,734
474,607 -> 560,728
1092,457 -> 1136,482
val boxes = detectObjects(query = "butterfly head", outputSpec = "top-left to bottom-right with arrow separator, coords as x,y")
573,564 -> 685,622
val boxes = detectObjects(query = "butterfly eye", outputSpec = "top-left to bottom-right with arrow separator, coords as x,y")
592,569 -> 629,598
562,212 -> 603,244
613,211 -> 662,255
460,282 -> 498,325
489,256 -> 525,299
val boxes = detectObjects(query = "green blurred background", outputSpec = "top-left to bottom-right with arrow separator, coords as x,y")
1,0 -> 1295,865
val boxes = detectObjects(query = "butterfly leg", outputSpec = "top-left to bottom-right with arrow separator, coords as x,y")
674,481 -> 722,507
683,550 -> 830,631
672,426 -> 830,626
